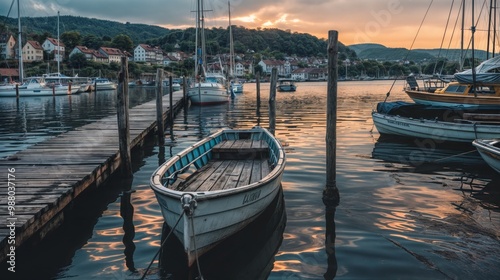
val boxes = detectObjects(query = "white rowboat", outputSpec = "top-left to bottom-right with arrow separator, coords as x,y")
150,126 -> 286,266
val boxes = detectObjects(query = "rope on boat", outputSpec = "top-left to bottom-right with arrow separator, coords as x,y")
383,0 -> 434,101
431,149 -> 478,163
140,209 -> 185,280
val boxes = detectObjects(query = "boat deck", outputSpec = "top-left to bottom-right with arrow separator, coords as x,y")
173,139 -> 270,192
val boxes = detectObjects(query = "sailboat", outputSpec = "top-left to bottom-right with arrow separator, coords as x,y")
403,0 -> 500,109
0,3 -> 77,97
228,1 -> 244,94
187,0 -> 229,105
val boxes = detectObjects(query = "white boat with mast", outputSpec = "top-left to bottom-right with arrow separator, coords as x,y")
0,2 -> 77,97
228,1 -> 243,94
187,0 -> 229,105
403,0 -> 500,109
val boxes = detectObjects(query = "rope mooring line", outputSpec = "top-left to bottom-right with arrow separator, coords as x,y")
431,149 -> 478,163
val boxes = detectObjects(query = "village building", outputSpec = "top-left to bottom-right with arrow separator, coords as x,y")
99,47 -> 125,64
69,46 -> 108,63
0,34 -> 16,59
42,37 -> 65,62
133,44 -> 163,64
22,40 -> 44,62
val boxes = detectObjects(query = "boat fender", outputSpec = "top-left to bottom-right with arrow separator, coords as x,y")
181,194 -> 197,216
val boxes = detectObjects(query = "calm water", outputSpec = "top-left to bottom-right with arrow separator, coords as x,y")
1,81 -> 499,280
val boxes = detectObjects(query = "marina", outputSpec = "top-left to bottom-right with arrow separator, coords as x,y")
0,80 -> 498,279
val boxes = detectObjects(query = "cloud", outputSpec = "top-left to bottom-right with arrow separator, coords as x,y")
0,0 -> 490,49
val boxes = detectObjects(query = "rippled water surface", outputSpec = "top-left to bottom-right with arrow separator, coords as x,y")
1,81 -> 499,279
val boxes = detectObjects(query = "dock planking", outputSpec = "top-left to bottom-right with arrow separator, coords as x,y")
0,90 -> 185,263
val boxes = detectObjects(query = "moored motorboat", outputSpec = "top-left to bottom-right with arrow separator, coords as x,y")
91,77 -> 117,90
277,78 -> 297,92
150,126 -> 286,267
372,101 -> 500,143
472,139 -> 500,174
0,77 -> 78,97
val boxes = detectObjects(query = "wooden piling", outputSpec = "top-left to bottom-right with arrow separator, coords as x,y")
183,76 -> 188,106
256,72 -> 261,105
169,76 -> 174,124
52,84 -> 55,95
156,69 -> 164,146
323,30 -> 340,204
15,84 -> 19,99
117,57 -> 132,176
68,82 -> 72,95
269,68 -> 277,135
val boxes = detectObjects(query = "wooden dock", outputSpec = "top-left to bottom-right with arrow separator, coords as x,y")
0,91 -> 185,263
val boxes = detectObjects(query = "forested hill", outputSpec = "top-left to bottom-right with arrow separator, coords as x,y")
0,15 -> 170,45
0,15 -> 354,58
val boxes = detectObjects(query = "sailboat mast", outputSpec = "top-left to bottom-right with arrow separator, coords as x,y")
194,0 -> 200,79
200,0 -> 206,73
57,11 -> 60,74
471,0 -> 477,94
17,0 -> 23,81
229,1 -> 235,77
460,0 -> 465,71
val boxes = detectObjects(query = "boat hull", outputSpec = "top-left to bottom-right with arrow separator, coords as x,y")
405,89 -> 500,109
0,87 -> 78,97
188,86 -> 229,105
150,127 -> 286,266
372,111 -> 500,143
473,139 -> 500,174
277,85 -> 296,92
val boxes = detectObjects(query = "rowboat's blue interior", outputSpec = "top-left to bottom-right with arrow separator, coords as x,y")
161,129 -> 280,187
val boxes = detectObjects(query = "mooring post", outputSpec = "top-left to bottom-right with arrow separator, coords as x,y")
323,30 -> 340,205
156,69 -> 165,146
256,72 -> 261,106
117,57 -> 132,176
269,68 -> 277,135
68,82 -> 72,95
15,84 -> 19,99
183,76 -> 188,106
169,76 -> 174,125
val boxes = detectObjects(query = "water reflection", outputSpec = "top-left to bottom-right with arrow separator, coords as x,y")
158,187 -> 287,279
120,178 -> 137,273
0,88 -> 159,158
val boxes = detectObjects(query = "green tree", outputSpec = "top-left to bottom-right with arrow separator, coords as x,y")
61,31 -> 81,51
68,52 -> 87,69
82,34 -> 102,50
111,34 -> 134,53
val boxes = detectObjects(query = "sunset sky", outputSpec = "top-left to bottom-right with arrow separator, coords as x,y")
1,0 -> 497,50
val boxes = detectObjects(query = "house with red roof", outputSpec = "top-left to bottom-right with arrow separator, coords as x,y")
99,47 -> 126,64
42,37 -> 65,62
22,40 -> 44,62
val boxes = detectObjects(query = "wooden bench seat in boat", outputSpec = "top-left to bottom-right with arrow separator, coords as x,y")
171,139 -> 271,192
212,139 -> 269,160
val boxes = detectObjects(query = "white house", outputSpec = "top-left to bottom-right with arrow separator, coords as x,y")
0,34 -> 16,59
258,59 -> 289,76
42,37 -> 65,62
69,46 -> 107,63
134,44 -> 163,64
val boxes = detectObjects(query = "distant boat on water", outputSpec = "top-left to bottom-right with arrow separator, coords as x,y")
277,78 -> 297,92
